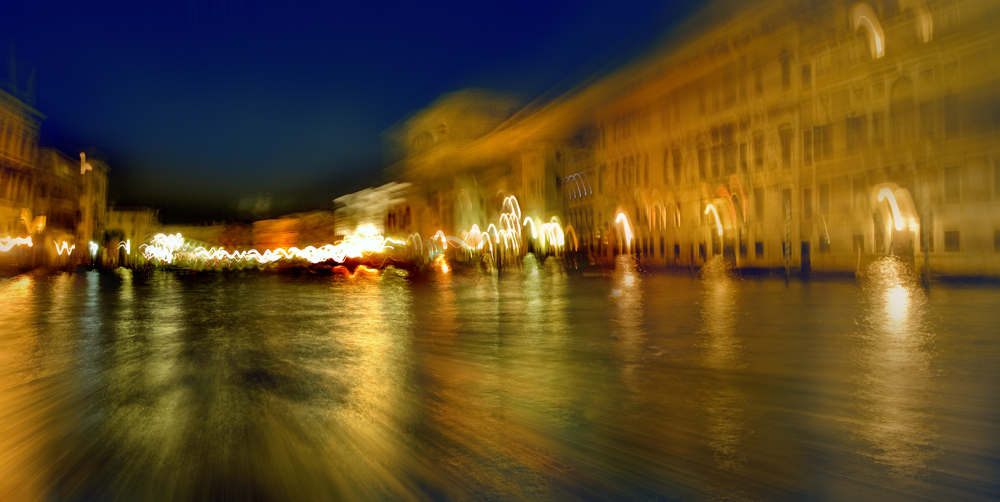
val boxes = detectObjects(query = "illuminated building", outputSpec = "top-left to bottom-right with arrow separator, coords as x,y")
105,206 -> 159,267
159,223 -> 253,250
0,55 -> 44,267
587,0 -> 1000,276
76,150 -> 109,264
252,211 -> 336,251
383,90 -> 579,257
384,91 -> 522,238
386,0 -> 1000,277
253,216 -> 304,251
36,148 -> 82,264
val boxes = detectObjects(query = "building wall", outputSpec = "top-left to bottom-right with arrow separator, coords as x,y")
0,87 -> 44,239
382,0 -> 1000,276
105,207 -> 160,267
77,154 -> 109,264
588,0 -> 1000,275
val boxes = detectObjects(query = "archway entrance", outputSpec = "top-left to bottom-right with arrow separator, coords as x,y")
870,183 -> 919,259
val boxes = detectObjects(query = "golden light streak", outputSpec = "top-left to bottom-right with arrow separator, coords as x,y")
434,254 -> 450,274
522,216 -> 537,239
705,205 -> 723,236
615,213 -> 633,250
331,264 -> 380,279
565,225 -> 579,251
852,3 -> 885,58
878,188 -> 905,231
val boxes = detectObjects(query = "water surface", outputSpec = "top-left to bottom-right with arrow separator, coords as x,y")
1,257 -> 998,500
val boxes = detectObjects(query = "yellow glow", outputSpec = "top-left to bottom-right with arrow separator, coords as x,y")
615,213 -> 633,249
79,152 -> 93,174
886,284 -> 910,323
539,217 -> 564,251
705,205 -> 723,236
565,225 -> 579,250
878,188 -> 905,231
142,232 -> 395,266
434,254 -> 450,274
0,236 -> 32,252
464,224 -> 485,248
522,216 -> 537,239
852,3 -> 885,58
20,209 -> 45,234
433,230 -> 448,250
331,264 -> 380,279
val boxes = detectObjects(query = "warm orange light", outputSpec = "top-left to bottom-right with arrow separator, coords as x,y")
878,188 -> 905,231
615,213 -> 632,249
705,205 -> 723,236
434,254 -> 450,274
331,264 -> 380,279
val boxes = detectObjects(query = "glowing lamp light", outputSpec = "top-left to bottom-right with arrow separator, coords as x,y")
878,188 -> 904,231
615,213 -> 633,249
705,205 -> 723,236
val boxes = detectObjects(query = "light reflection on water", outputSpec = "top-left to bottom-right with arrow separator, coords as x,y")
854,258 -> 937,482
697,257 -> 748,485
0,261 -> 999,501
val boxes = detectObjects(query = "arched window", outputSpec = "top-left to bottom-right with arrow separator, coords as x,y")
851,3 -> 885,59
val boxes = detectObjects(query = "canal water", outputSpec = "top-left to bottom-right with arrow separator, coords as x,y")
1,256 -> 998,501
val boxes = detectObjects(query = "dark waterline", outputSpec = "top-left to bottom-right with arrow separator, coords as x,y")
1,256 -> 999,501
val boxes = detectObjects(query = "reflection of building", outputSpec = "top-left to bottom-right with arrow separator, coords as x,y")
385,0 -> 1000,276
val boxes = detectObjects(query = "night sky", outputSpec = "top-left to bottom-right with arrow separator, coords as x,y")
6,1 -> 694,223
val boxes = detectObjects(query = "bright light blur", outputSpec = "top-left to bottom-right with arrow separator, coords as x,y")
0,236 -> 32,252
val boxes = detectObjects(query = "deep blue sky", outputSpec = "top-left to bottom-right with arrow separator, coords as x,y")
5,1 -> 693,222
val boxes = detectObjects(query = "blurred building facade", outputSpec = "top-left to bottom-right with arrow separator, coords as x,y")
0,54 -> 114,271
77,151 -> 109,264
252,211 -> 337,250
105,206 -> 160,267
0,61 -> 45,269
384,0 -> 1000,276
